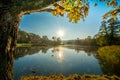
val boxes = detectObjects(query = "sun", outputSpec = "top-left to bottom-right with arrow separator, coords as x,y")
57,30 -> 64,37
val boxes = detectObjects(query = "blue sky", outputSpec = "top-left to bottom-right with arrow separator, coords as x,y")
19,2 -> 113,40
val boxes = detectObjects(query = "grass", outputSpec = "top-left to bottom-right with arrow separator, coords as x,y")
97,45 -> 120,64
20,74 -> 120,80
17,43 -> 32,47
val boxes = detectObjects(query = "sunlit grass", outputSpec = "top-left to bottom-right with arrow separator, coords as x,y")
16,43 -> 32,47
97,45 -> 120,64
20,74 -> 120,80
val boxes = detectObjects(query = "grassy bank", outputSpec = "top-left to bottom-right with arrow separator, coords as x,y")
97,45 -> 120,76
17,43 -> 32,47
97,45 -> 120,64
21,74 -> 120,80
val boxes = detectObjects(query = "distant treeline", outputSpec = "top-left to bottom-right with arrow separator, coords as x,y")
94,18 -> 120,46
18,17 -> 120,47
64,18 -> 120,46
17,29 -> 61,46
63,36 -> 97,46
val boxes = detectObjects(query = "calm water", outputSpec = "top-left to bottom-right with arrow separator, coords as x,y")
14,45 -> 102,79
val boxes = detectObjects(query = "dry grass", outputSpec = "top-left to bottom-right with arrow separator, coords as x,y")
20,74 -> 120,80
97,45 -> 120,64
16,43 -> 32,47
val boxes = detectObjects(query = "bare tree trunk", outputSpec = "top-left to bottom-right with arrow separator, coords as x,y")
0,8 -> 20,80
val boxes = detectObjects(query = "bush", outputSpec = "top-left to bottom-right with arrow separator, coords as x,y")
98,45 -> 120,64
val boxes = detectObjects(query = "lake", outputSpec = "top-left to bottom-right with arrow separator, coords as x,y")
14,45 -> 118,79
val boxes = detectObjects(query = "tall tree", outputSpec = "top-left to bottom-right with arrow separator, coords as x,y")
96,18 -> 120,46
107,18 -> 120,45
96,20 -> 110,46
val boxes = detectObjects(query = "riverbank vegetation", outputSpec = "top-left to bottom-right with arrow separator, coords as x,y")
97,45 -> 120,76
95,18 -> 120,46
17,29 -> 62,46
21,74 -> 120,80
98,46 -> 120,61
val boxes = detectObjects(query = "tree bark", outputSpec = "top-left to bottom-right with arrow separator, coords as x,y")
0,8 -> 20,80
0,0 -> 59,80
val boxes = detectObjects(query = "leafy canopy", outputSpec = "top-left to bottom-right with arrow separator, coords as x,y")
50,0 -> 120,23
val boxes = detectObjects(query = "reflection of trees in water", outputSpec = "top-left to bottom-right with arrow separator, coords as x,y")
15,46 -> 98,59
14,46 -> 50,59
99,59 -> 120,76
41,47 -> 50,53
96,53 -> 120,76
51,47 -> 60,53
51,46 -> 64,63
63,45 -> 98,56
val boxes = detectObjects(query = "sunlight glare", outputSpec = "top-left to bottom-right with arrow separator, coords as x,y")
58,52 -> 62,59
57,30 -> 64,37
56,46 -> 64,63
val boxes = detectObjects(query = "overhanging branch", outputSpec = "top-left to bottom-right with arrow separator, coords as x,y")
19,0 -> 59,13
103,7 -> 120,19
23,8 -> 55,15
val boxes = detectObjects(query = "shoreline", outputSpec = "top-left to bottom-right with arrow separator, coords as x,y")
21,74 -> 120,80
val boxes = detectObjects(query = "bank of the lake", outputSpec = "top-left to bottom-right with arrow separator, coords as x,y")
17,43 -> 32,47
21,74 -> 120,80
97,45 -> 120,76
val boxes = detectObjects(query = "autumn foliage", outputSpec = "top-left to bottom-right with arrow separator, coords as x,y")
50,0 -> 120,23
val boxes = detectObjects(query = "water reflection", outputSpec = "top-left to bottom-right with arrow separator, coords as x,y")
97,53 -> 120,76
13,45 -> 120,79
52,46 -> 64,63
14,45 -> 102,79
14,46 -> 50,59
63,45 -> 98,55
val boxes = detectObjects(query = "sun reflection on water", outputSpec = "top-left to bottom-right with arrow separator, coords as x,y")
53,46 -> 64,63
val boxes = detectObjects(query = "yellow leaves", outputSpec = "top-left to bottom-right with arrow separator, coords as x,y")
60,8 -> 65,14
74,1 -> 77,5
78,4 -> 82,8
67,10 -> 81,23
60,1 -> 65,5
113,15 -> 117,21
106,3 -> 111,7
51,0 -> 89,23
105,0 -> 118,8
103,8 -> 120,20
94,3 -> 97,7
83,5 -> 89,17
64,0 -> 89,23
50,0 -> 120,23
55,5 -> 59,10
51,4 -> 65,16
51,11 -> 57,16
111,0 -> 118,7
111,10 -> 118,20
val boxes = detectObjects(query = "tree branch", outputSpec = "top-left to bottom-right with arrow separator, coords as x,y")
18,0 -> 59,13
103,7 -> 120,19
23,8 -> 55,15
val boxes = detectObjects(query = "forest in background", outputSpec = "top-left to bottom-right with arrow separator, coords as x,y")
17,29 -> 62,46
18,17 -> 120,47
65,18 -> 120,46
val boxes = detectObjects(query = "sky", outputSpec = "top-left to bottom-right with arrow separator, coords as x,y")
19,2 -> 113,40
